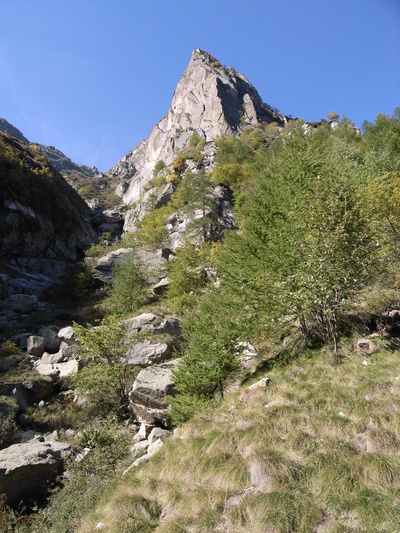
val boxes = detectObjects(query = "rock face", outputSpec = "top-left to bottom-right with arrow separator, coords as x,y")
107,49 -> 284,213
0,133 -> 97,261
0,440 -> 70,506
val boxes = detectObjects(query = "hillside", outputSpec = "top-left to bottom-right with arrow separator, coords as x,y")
0,50 -> 399,532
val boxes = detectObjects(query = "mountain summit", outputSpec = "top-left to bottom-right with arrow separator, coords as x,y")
107,49 -> 285,206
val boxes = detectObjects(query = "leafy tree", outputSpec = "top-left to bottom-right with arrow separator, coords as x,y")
106,252 -> 146,316
135,205 -> 172,251
172,168 -> 218,242
167,241 -> 208,313
72,316 -> 139,416
215,127 -> 376,352
170,290 -> 241,424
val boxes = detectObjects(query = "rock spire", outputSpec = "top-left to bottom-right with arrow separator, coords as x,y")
107,49 -> 284,206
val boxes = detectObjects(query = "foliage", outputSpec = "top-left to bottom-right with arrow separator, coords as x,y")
153,159 -> 166,176
71,316 -> 139,416
172,168 -> 218,242
135,205 -> 173,250
167,241 -> 208,314
0,414 -> 21,450
189,130 -> 206,151
215,127 -> 377,352
170,289 -> 241,423
106,252 -> 146,316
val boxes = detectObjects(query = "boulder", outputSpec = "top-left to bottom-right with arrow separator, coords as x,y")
0,440 -> 70,506
125,313 -> 157,333
135,249 -> 170,283
7,294 -> 36,314
0,378 -> 54,411
149,318 -> 182,338
27,335 -> 45,357
148,427 -> 171,444
57,326 -> 78,346
126,340 -> 172,367
129,359 -> 179,427
91,248 -> 133,285
34,359 -> 80,382
152,277 -> 169,295
37,326 -> 61,353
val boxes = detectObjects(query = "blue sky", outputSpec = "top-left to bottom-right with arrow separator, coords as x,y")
0,0 -> 399,172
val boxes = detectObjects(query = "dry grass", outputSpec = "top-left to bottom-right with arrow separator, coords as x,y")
71,342 -> 400,532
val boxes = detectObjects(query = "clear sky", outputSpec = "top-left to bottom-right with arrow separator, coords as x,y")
0,0 -> 399,172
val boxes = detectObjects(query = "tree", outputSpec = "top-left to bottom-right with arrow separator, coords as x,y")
216,127 -> 376,352
169,290 -> 241,424
71,316 -> 139,416
106,252 -> 146,316
173,168 -> 218,242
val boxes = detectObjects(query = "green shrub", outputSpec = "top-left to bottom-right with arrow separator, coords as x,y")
106,252 -> 146,316
71,316 -> 140,416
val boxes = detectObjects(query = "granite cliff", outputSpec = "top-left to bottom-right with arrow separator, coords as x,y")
107,49 -> 286,211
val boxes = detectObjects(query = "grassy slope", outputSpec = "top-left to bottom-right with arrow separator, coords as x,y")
78,338 -> 400,533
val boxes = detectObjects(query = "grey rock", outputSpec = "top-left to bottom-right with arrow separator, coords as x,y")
149,318 -> 182,338
57,326 -> 78,346
125,313 -> 157,333
91,248 -> 133,285
129,359 -> 179,427
27,336 -> 45,357
8,294 -> 36,314
40,351 -> 66,365
152,277 -> 169,295
148,427 -> 171,445
135,249 -> 170,283
16,378 -> 54,404
37,326 -> 61,353
126,340 -> 172,367
0,440 -> 70,506
147,438 -> 164,455
20,430 -> 44,443
34,359 -> 80,382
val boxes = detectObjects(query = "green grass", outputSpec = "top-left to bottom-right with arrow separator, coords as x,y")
38,340 -> 396,532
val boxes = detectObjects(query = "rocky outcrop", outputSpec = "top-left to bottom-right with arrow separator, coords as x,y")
0,440 -> 70,506
108,49 -> 284,211
129,359 -> 179,427
0,118 -> 29,144
91,248 -> 134,285
0,133 -> 96,262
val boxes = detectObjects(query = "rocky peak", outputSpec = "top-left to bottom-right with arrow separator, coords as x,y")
0,118 -> 29,144
107,49 -> 285,206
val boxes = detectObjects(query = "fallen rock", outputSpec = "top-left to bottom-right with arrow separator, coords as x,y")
37,326 -> 61,353
125,313 -> 157,333
129,359 -> 179,427
57,326 -> 78,346
126,340 -> 172,367
0,440 -> 70,506
0,378 -> 54,410
152,277 -> 169,295
91,248 -> 133,285
34,359 -> 80,382
27,335 -> 45,357
148,427 -> 171,444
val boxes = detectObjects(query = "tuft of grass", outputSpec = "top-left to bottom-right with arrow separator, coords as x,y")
22,339 -> 400,532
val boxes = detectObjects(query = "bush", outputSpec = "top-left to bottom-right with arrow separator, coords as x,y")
106,252 -> 146,316
0,414 -> 21,450
71,316 -> 140,416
